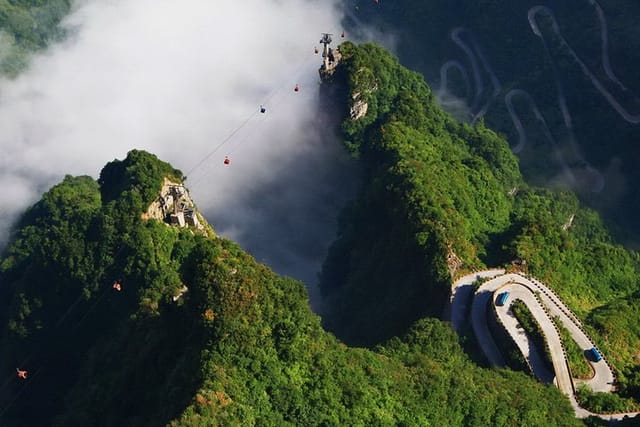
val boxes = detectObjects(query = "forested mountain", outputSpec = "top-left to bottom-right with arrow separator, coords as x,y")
0,149 -> 579,425
343,0 -> 640,244
0,0 -> 70,75
2,1 -> 640,424
320,41 -> 640,413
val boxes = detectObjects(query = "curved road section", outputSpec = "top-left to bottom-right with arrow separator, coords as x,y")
449,269 -> 505,333
451,270 -> 639,420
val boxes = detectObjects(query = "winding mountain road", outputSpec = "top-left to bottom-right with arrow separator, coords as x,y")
449,269 -> 504,333
438,1 -> 638,194
529,4 -> 640,124
451,270 -> 639,420
493,283 -> 555,385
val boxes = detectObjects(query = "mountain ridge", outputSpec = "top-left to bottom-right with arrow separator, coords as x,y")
0,40 -> 637,425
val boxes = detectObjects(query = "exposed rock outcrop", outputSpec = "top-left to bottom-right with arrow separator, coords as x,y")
142,178 -> 213,235
349,91 -> 368,120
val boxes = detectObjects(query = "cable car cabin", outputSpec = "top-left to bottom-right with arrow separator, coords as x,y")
260,105 -> 266,113
294,84 -> 300,92
496,291 -> 510,306
16,369 -> 27,379
341,31 -> 345,38
314,47 -> 319,54
589,346 -> 603,362
224,156 -> 230,165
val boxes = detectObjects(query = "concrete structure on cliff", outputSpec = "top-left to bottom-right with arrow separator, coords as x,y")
319,33 -> 341,81
143,178 -> 205,232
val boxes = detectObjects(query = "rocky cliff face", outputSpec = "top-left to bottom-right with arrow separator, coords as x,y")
349,91 -> 368,120
319,46 -> 342,81
348,67 -> 378,121
142,177 -> 213,235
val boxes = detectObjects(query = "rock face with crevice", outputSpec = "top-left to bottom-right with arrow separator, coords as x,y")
349,91 -> 368,120
446,246 -> 463,278
142,177 -> 213,235
562,214 -> 575,231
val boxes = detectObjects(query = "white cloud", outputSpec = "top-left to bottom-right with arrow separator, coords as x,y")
0,0 -> 360,306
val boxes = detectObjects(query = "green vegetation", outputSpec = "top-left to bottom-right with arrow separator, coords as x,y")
511,300 -> 553,371
320,42 -> 640,405
346,0 -> 640,243
321,41 -> 521,345
553,316 -> 593,380
98,148 -> 184,206
0,150 -> 580,425
0,18 -> 638,419
505,189 -> 640,395
488,306 -> 529,373
0,0 -> 71,76
577,384 -> 638,414
586,293 -> 640,401
0,151 -> 189,425
506,190 -> 640,314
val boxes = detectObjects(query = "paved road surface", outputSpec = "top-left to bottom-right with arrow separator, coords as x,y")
471,274 -> 512,367
450,270 -> 639,420
449,269 -> 505,332
493,283 -> 554,384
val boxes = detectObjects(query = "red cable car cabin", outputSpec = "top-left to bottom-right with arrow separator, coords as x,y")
224,156 -> 230,165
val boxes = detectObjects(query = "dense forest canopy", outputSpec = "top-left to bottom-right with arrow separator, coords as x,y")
1,0 -> 640,424
0,149 -> 579,426
0,39 -> 635,425
343,0 -> 640,244
320,41 -> 640,411
0,0 -> 70,75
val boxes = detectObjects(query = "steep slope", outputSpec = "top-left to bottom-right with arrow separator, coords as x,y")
343,0 -> 640,243
0,0 -> 71,76
319,42 -> 640,409
320,41 -> 522,345
0,150 -> 579,426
